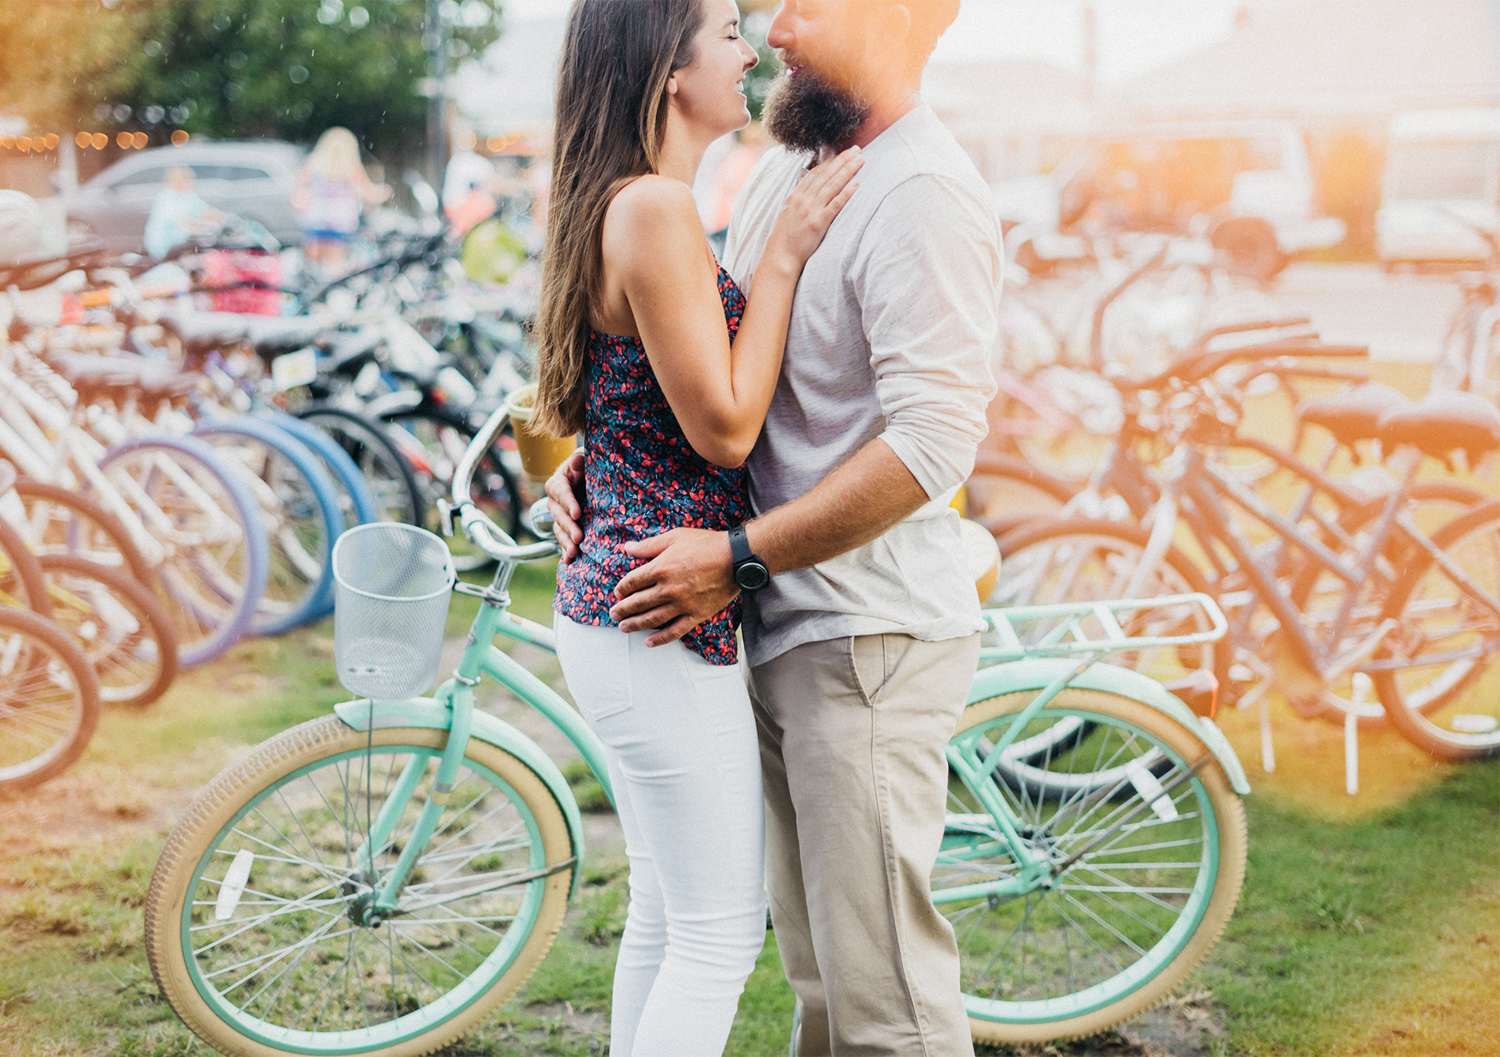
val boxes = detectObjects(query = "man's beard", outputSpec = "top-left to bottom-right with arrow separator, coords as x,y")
761,67 -> 870,155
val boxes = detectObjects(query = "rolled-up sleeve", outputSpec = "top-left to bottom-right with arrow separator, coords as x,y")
850,174 -> 1001,499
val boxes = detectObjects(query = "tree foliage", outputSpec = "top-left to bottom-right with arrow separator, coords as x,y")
1,0 -> 503,152
0,1 -> 147,132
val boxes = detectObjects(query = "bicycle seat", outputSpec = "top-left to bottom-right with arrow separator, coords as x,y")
48,351 -> 200,406
1378,390 -> 1500,461
245,317 -> 327,356
160,311 -> 251,354
1295,382 -> 1410,443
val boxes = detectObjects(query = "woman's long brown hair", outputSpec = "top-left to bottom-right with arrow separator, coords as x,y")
532,0 -> 704,437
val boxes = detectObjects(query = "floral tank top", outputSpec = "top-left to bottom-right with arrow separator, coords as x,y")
553,264 -> 749,665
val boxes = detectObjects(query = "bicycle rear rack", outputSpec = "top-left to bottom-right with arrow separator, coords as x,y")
979,592 -> 1228,663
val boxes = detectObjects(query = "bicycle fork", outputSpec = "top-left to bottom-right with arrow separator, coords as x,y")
345,683 -> 477,927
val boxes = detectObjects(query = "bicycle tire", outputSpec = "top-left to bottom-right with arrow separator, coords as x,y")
8,476 -> 155,589
37,553 -> 179,708
1373,498 -> 1500,760
292,404 -> 425,527
98,433 -> 269,667
0,605 -> 102,793
145,716 -> 573,1056
940,687 -> 1246,1044
193,418 -> 343,635
965,450 -> 1074,541
994,518 -> 1231,695
270,411 -> 380,527
375,409 -> 527,570
0,511 -> 51,618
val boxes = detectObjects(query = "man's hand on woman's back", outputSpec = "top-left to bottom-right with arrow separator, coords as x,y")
544,449 -> 586,563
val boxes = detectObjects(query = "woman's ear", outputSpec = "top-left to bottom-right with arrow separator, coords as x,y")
667,71 -> 680,96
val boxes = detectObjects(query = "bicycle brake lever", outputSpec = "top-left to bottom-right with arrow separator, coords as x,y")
435,498 -> 457,538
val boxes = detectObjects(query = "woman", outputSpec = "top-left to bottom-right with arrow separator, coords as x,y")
292,127 -> 389,274
532,1 -> 859,1053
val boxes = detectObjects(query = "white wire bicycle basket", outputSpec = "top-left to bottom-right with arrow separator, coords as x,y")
332,523 -> 455,700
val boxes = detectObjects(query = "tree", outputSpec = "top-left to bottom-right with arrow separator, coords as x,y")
1,0 -> 502,155
738,0 -> 782,122
111,0 -> 502,154
0,1 -> 148,133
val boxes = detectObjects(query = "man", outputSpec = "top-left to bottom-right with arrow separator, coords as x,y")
548,2 -> 1000,1052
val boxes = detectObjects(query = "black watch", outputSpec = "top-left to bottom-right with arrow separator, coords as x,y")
728,524 -> 770,592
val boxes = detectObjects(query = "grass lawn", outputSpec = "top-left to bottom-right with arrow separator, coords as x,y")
1,530 -> 1498,1054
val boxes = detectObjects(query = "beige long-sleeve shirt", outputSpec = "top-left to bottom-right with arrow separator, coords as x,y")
722,105 -> 1002,667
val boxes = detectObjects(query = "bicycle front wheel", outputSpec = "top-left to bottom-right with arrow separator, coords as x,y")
145,716 -> 574,1057
939,687 -> 1246,1044
194,417 -> 343,635
99,434 -> 269,665
37,553 -> 179,708
0,606 -> 101,793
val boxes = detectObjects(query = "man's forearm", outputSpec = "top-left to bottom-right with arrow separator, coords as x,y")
748,438 -> 929,575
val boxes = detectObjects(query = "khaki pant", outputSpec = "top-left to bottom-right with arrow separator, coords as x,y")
747,633 -> 980,1057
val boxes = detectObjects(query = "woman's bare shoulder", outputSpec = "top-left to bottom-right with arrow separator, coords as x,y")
603,176 -> 702,258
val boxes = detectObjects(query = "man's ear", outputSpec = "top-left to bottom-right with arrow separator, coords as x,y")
885,1 -> 914,43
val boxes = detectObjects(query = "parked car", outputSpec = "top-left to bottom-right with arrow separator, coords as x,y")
67,140 -> 306,253
1376,108 -> 1500,267
993,120 -> 1346,281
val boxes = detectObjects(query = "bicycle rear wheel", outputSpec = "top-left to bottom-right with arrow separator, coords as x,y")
940,687 -> 1246,1043
993,518 -> 1229,694
1374,500 -> 1500,759
145,716 -> 573,1057
964,451 -> 1074,541
0,606 -> 101,793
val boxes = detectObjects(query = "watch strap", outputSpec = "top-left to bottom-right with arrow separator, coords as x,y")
728,524 -> 753,565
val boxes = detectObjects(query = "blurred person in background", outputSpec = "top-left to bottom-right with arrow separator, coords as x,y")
443,132 -> 498,234
144,166 -> 223,259
292,127 -> 389,274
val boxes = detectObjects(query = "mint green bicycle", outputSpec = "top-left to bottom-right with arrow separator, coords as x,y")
144,405 -> 1250,1055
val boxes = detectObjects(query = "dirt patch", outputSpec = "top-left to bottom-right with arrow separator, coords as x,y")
0,741 -> 245,862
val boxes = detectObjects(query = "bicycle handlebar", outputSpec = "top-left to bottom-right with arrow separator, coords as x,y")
450,402 -> 558,563
1121,339 -> 1369,393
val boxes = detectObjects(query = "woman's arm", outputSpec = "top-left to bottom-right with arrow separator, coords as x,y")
602,150 -> 860,468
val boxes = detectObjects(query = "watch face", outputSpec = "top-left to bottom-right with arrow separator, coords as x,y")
735,561 -> 771,591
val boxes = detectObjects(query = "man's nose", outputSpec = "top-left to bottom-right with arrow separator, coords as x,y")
766,4 -> 792,48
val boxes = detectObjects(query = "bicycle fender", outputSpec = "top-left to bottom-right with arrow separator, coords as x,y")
333,698 -> 587,895
968,659 -> 1251,795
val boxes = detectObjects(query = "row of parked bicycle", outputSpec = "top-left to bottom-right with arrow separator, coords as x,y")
964,232 -> 1500,769
0,218 -> 544,794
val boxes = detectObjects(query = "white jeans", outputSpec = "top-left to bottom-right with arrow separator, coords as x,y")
556,614 -> 766,1057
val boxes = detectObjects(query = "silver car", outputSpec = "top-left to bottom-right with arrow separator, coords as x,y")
67,140 -> 307,252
